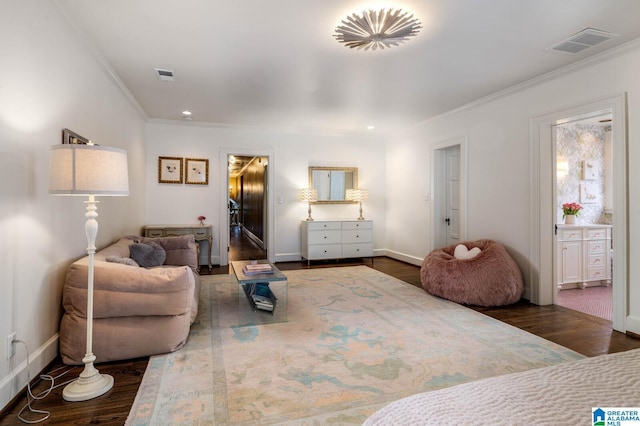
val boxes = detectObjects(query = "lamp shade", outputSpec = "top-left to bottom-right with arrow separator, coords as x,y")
345,188 -> 369,202
300,187 -> 318,202
49,144 -> 129,196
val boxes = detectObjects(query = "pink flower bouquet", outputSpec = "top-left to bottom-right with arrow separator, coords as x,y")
561,202 -> 582,218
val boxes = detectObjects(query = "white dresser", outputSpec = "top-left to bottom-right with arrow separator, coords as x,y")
143,224 -> 213,271
556,224 -> 612,289
301,220 -> 373,264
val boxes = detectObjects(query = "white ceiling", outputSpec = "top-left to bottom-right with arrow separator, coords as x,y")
55,0 -> 640,135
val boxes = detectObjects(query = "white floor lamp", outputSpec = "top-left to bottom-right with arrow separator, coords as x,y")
49,142 -> 129,401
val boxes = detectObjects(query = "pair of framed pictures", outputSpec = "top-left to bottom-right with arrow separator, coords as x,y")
158,156 -> 209,185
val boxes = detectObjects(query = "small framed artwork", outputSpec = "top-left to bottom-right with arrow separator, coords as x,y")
185,158 -> 209,185
582,160 -> 598,180
62,128 -> 90,145
580,182 -> 598,203
158,156 -> 183,184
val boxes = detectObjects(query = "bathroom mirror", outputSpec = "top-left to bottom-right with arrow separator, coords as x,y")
309,166 -> 358,204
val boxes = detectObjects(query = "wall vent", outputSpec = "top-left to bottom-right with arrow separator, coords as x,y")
154,68 -> 175,82
546,28 -> 619,54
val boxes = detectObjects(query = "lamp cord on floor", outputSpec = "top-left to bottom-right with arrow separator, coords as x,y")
13,339 -> 77,424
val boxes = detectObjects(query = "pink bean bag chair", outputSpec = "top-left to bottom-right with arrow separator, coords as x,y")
420,239 -> 523,306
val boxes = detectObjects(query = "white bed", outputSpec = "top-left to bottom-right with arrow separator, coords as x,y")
364,348 -> 640,426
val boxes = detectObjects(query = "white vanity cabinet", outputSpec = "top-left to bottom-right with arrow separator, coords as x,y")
301,220 -> 373,263
556,224 -> 612,289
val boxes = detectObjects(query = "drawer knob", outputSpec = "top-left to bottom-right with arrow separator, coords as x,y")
594,259 -> 600,263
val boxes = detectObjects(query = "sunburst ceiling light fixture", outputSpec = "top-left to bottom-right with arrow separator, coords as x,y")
334,8 -> 422,51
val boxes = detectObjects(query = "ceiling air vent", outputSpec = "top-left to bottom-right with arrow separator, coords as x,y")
154,68 -> 175,82
546,28 -> 619,54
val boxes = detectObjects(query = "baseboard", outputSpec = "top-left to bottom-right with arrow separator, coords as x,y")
626,315 -> 640,336
243,229 -> 265,249
274,253 -> 303,263
0,334 -> 59,411
383,250 -> 423,266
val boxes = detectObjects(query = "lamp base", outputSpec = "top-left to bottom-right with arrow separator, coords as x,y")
63,368 -> 113,402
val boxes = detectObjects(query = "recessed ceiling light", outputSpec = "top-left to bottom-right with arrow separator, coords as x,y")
181,110 -> 192,120
367,125 -> 375,130
182,110 -> 192,116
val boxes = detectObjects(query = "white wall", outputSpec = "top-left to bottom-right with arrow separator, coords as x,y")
0,1 -> 146,409
385,42 -> 640,334
145,122 -> 386,264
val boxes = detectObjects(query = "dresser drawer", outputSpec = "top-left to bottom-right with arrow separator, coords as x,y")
308,221 -> 341,231
145,229 -> 165,238
342,221 -> 372,230
586,228 -> 609,239
308,244 -> 342,259
587,254 -> 607,268
586,266 -> 607,280
343,243 -> 373,258
342,229 -> 373,244
164,229 -> 193,236
560,229 -> 582,240
308,230 -> 341,245
587,240 -> 607,254
193,229 -> 211,239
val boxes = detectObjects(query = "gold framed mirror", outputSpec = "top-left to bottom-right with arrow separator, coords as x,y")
309,166 -> 358,204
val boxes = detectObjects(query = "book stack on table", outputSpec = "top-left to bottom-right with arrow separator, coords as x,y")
243,282 -> 277,312
242,263 -> 274,275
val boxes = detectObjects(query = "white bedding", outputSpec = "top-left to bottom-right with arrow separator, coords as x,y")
364,348 -> 640,426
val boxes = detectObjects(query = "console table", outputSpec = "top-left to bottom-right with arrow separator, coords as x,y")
143,224 -> 212,271
301,219 -> 373,264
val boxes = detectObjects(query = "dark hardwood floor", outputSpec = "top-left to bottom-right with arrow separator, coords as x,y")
2,230 -> 639,424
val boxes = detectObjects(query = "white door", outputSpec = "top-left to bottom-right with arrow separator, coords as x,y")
433,143 -> 463,249
445,145 -> 461,246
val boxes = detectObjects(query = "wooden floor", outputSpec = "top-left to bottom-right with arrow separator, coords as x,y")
2,232 -> 639,424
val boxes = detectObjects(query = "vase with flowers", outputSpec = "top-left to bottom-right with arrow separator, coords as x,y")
198,215 -> 206,226
561,202 -> 582,225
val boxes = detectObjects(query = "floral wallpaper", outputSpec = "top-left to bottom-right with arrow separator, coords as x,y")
556,123 -> 610,225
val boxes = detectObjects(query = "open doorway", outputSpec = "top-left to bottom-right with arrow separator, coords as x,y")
228,155 -> 268,261
218,147 -> 275,266
554,114 -> 613,321
530,94 -> 627,332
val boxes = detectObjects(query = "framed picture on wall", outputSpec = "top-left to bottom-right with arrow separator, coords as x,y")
62,128 -> 90,145
185,158 -> 209,185
582,160 -> 598,180
580,182 -> 598,203
158,156 -> 183,184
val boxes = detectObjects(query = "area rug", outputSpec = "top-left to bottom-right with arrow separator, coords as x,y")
126,266 -> 583,425
557,285 -> 612,321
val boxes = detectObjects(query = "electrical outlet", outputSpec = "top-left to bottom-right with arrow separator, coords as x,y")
6,332 -> 16,359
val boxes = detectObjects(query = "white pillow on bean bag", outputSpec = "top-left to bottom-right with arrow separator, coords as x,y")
454,244 -> 481,260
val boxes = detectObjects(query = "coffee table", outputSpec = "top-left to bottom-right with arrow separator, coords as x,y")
230,260 -> 288,325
